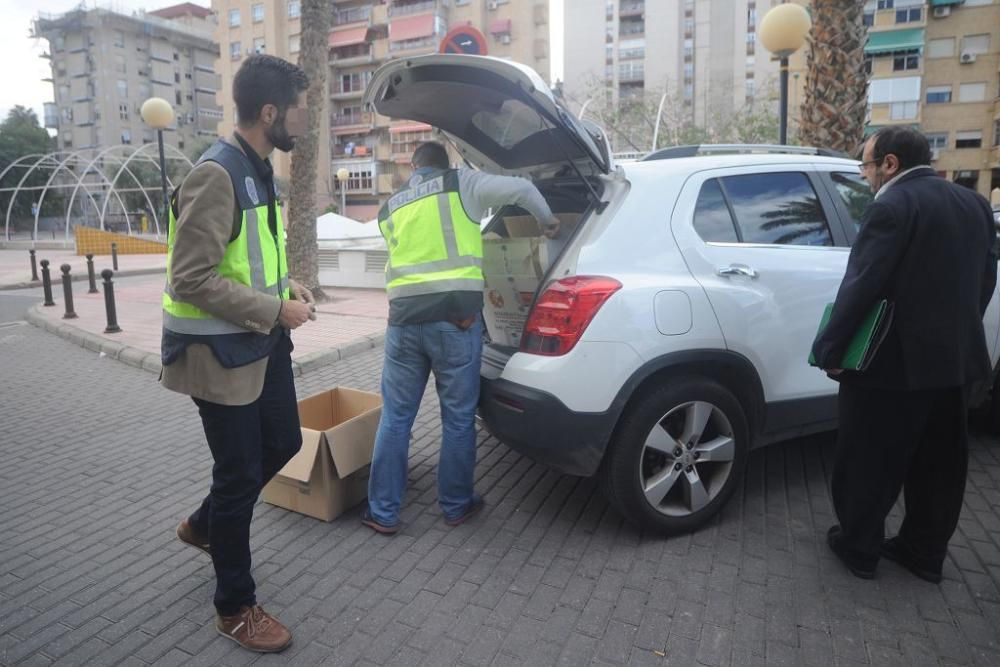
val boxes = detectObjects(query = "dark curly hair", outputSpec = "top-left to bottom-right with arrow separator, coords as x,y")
233,55 -> 309,126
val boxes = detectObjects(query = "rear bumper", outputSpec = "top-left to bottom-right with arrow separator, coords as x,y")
477,375 -> 620,477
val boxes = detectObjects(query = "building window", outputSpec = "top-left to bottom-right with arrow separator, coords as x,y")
958,82 -> 987,103
391,128 -> 435,156
863,12 -> 874,27
289,35 -> 300,53
339,71 -> 372,94
114,31 -> 125,48
121,129 -> 131,144
253,38 -> 266,54
876,0 -> 894,9
229,9 -> 240,27
925,86 -> 951,104
993,120 -> 1000,147
230,41 -> 242,60
174,71 -> 180,83
927,38 -> 955,59
252,4 -> 265,23
288,1 -> 301,19
176,90 -> 182,105
889,101 -> 918,120
119,103 -> 129,120
925,132 -> 948,150
864,55 -> 873,75
955,131 -> 982,149
892,50 -> 919,71
961,34 -> 991,55
895,7 -> 920,23
117,79 -> 127,97
114,55 -> 126,74
745,80 -> 755,98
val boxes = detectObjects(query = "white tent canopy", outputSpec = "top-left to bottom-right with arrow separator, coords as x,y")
315,211 -> 380,240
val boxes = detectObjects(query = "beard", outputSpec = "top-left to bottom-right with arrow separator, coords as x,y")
267,115 -> 296,152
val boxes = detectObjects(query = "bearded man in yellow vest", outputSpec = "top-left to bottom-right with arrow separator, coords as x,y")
161,55 -> 314,653
361,142 -> 560,535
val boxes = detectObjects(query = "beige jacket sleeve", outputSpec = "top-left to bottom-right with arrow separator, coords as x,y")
170,161 -> 282,332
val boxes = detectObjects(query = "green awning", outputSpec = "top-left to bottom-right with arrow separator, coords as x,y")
865,28 -> 925,55
930,0 -> 963,7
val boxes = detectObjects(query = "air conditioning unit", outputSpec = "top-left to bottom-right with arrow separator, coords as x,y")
487,0 -> 499,10
930,148 -> 940,161
960,51 -> 977,64
932,6 -> 951,18
499,34 -> 511,44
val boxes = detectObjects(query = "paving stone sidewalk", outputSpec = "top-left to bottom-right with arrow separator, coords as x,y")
1,325 -> 999,666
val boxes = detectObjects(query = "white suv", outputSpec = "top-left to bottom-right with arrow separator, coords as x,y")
365,55 -> 1000,533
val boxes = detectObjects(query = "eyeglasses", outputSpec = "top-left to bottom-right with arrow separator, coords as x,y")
858,158 -> 882,172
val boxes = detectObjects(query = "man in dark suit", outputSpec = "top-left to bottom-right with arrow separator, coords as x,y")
811,126 -> 997,582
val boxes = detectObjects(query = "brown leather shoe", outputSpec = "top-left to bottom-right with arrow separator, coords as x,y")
176,519 -> 209,556
215,605 -> 292,653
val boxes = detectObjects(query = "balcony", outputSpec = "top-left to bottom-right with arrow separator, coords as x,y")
389,34 -> 443,55
331,112 -> 374,134
619,3 -> 644,18
333,6 -> 372,26
329,44 -> 375,67
389,1 -> 439,18
332,157 -> 377,194
620,25 -> 645,39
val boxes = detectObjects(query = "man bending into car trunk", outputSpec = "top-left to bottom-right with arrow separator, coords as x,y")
361,141 -> 560,534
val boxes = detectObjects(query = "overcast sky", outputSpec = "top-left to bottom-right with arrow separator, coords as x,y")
0,0 -> 564,126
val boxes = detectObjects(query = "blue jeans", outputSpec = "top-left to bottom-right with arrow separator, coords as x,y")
368,317 -> 483,525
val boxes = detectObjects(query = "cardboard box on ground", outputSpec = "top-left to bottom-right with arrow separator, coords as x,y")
482,212 -> 581,347
262,387 -> 382,521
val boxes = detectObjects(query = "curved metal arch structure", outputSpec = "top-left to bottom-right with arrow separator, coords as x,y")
35,150 -> 133,241
94,143 -> 194,237
3,152 -> 109,242
1,143 -> 195,242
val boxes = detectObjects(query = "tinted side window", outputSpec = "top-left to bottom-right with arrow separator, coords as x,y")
721,172 -> 833,246
693,179 -> 738,242
830,172 -> 873,232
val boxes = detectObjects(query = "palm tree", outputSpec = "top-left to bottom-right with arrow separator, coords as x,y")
798,0 -> 868,155
286,0 -> 331,301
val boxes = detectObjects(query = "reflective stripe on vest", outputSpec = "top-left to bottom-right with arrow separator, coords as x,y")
162,140 -> 289,336
379,172 -> 483,301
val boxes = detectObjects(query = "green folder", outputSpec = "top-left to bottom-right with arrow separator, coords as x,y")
808,299 -> 894,372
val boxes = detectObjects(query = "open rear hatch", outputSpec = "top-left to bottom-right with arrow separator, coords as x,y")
363,55 -> 611,354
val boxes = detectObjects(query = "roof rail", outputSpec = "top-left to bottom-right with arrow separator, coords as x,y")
641,144 -> 850,161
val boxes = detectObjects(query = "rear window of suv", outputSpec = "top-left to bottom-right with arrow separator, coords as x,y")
693,172 -> 834,247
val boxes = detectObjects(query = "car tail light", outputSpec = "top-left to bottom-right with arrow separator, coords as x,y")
519,276 -> 622,356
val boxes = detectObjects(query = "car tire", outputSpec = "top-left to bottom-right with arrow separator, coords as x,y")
600,377 -> 749,534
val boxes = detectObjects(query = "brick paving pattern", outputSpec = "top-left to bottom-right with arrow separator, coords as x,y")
1,324 -> 999,665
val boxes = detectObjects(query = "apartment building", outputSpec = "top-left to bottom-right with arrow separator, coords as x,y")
213,0 -> 550,221
562,0 -> 781,146
33,3 -> 223,154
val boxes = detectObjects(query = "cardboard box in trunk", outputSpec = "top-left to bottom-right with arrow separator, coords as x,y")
261,387 -> 382,521
482,212 -> 580,347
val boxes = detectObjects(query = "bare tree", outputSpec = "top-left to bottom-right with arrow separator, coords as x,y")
798,0 -> 868,154
286,0 -> 330,301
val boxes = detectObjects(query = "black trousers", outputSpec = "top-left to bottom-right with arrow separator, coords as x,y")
188,335 -> 302,615
831,382 -> 968,569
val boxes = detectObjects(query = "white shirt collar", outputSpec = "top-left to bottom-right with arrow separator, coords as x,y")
873,165 -> 930,200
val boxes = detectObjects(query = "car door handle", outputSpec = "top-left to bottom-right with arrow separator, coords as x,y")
716,264 -> 758,279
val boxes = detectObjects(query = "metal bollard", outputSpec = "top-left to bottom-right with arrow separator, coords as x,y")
60,264 -> 77,319
101,269 -> 121,333
29,249 -> 39,282
111,242 -> 119,271
86,254 -> 98,293
40,259 -> 55,306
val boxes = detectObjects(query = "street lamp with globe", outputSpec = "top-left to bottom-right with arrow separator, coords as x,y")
336,167 -> 349,217
140,97 -> 176,235
758,3 -> 812,145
